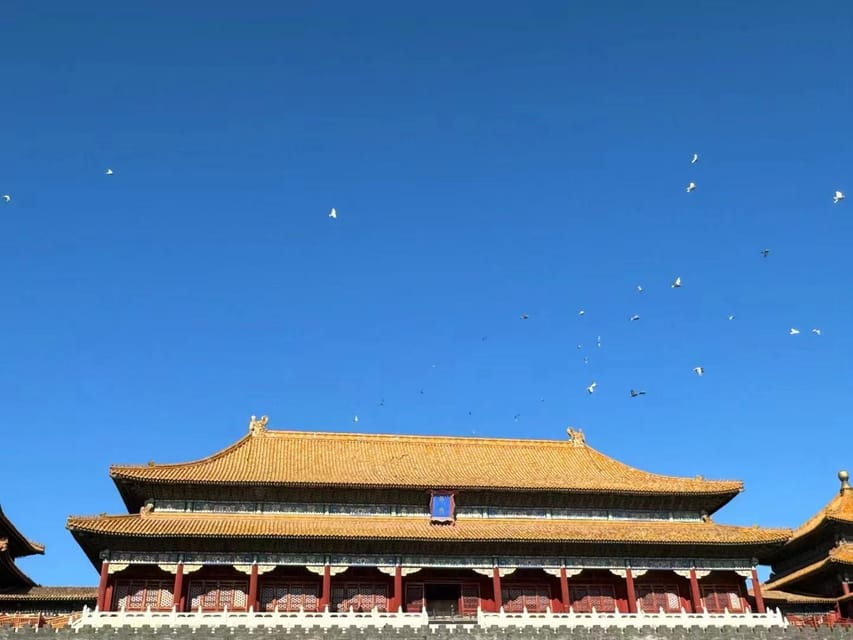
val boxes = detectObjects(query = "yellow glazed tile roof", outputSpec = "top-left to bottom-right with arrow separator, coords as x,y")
0,587 -> 97,601
789,487 -> 853,543
754,589 -> 837,605
109,425 -> 743,495
66,512 -> 789,545
763,543 -> 853,592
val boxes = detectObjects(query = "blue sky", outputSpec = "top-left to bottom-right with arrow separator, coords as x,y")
1,1 -> 851,586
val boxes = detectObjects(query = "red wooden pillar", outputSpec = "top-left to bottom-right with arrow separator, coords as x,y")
492,567 -> 503,611
842,580 -> 850,596
751,568 -> 765,613
173,562 -> 184,612
625,569 -> 637,613
688,569 -> 702,613
96,560 -> 109,611
104,585 -> 114,612
559,567 -> 570,613
394,565 -> 403,612
248,563 -> 259,612
320,564 -> 332,611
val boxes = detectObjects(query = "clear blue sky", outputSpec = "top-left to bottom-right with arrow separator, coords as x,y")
1,2 -> 851,586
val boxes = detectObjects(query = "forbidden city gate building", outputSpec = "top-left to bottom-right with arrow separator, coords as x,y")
67,418 -> 790,620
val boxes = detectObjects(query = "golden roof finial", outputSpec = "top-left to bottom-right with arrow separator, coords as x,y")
839,470 -> 850,493
249,415 -> 269,434
566,427 -> 585,446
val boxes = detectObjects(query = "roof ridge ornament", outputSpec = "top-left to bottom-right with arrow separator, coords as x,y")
566,427 -> 585,447
839,470 -> 851,494
249,415 -> 269,435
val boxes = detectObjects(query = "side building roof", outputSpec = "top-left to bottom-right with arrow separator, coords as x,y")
0,506 -> 45,559
109,419 -> 743,510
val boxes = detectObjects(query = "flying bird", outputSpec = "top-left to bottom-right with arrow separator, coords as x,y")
728,314 -> 735,321
352,415 -> 359,423
630,314 -> 640,322
811,328 -> 821,336
578,309 -> 586,316
105,168 -> 114,175
760,249 -> 771,258
596,336 -> 601,348
636,285 -> 643,293
692,366 -> 704,377
671,276 -> 682,288
520,313 -> 529,320
586,381 -> 597,395
513,414 -> 520,422
691,153 -> 699,164
576,344 -> 582,350
789,328 -> 800,335
583,356 -> 590,364
630,389 -> 647,398
328,207 -> 337,219
1,194 -> 10,203
378,399 -> 385,407
686,182 -> 696,193
833,191 -> 845,204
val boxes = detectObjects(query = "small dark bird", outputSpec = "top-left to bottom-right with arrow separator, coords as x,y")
760,249 -> 771,258
513,414 -> 520,422
419,389 -> 424,395
520,313 -> 529,320
630,389 -> 647,398
378,399 -> 385,407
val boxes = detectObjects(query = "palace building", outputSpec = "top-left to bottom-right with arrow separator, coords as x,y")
65,417 -> 791,622
758,471 -> 853,624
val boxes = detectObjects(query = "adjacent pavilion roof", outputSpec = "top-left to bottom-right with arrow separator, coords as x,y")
0,505 -> 45,590
109,421 -> 743,500
788,475 -> 853,544
0,506 -> 45,559
763,543 -> 853,593
0,587 -> 96,602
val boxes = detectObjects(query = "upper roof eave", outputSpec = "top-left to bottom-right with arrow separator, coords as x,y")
106,427 -> 744,500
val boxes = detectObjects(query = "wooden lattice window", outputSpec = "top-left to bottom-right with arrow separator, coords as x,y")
461,584 -> 480,614
700,584 -> 743,613
501,585 -> 551,613
113,580 -> 174,611
188,580 -> 249,611
569,584 -> 616,613
330,583 -> 388,612
636,584 -> 682,613
260,583 -> 320,612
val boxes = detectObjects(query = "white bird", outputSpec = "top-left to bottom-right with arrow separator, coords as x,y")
833,191 -> 845,204
578,309 -> 585,316
352,415 -> 359,423
586,381 -> 597,395
636,285 -> 643,293
630,314 -> 640,322
728,314 -> 735,321
691,153 -> 699,164
692,366 -> 704,377
328,207 -> 337,219
1,194 -> 10,203
105,168 -> 114,176
811,328 -> 821,336
671,276 -> 682,288
583,356 -> 589,364
596,336 -> 601,348
789,328 -> 800,335
686,182 -> 696,193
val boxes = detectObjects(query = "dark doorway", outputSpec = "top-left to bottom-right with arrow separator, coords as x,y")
425,583 -> 461,618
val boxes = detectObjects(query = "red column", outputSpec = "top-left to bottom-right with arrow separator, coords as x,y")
394,565 -> 403,612
492,567 -> 503,611
625,569 -> 637,613
320,564 -> 331,611
248,563 -> 259,612
104,585 -> 114,612
689,569 -> 702,613
750,569 -> 765,613
559,567 -> 570,613
173,563 -> 184,612
96,560 -> 109,611
842,580 -> 850,596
